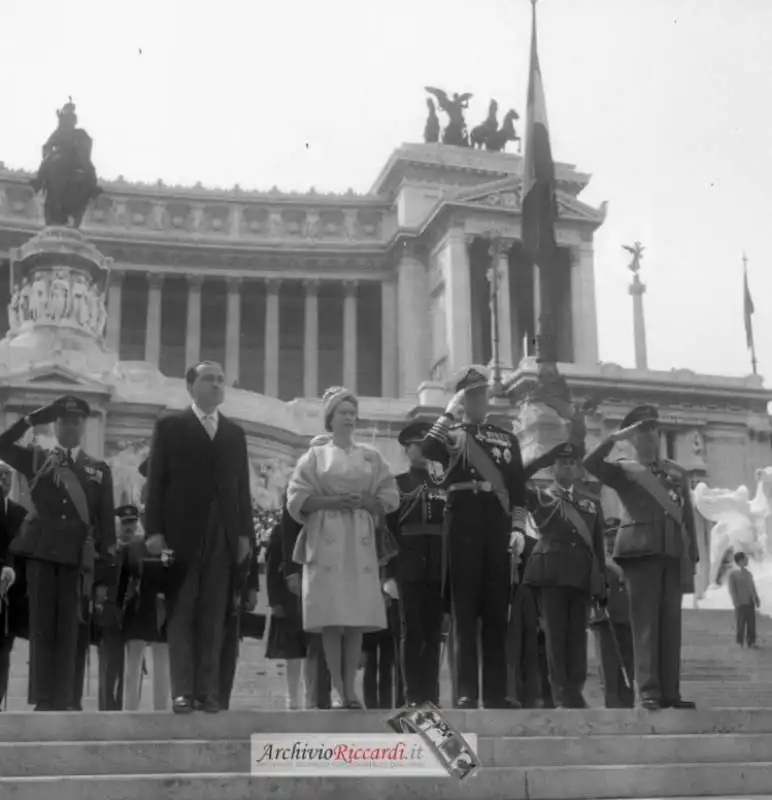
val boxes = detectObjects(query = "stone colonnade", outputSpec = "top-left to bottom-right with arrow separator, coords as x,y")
105,273 -> 398,399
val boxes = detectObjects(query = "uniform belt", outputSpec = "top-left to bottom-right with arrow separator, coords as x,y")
447,480 -> 493,494
401,524 -> 443,536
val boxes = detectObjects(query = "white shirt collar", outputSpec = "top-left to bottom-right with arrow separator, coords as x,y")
192,404 -> 219,421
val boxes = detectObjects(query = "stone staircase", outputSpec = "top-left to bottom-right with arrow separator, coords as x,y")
2,606 -> 772,798
3,708 -> 772,798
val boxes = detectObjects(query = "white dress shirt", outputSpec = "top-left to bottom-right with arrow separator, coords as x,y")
192,404 -> 219,437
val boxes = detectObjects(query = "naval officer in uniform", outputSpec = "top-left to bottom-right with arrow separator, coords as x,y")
522,442 -> 607,708
583,405 -> 698,711
422,366 -> 528,709
0,396 -> 116,711
387,419 -> 446,708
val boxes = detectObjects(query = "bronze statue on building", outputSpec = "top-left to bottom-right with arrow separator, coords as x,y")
424,98 -> 440,144
31,99 -> 101,228
470,100 -> 500,149
424,87 -> 472,147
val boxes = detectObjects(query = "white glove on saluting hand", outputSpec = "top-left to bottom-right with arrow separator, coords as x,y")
445,389 -> 466,419
0,566 -> 15,597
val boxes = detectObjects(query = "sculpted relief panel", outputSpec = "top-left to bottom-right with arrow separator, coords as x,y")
9,265 -> 108,338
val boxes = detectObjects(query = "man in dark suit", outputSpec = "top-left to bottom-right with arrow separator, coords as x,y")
0,461 -> 28,708
0,396 -> 116,711
584,405 -> 698,711
144,361 -> 254,714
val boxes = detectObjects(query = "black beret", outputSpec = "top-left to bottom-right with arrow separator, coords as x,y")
398,419 -> 432,447
53,395 -> 91,417
621,405 -> 658,429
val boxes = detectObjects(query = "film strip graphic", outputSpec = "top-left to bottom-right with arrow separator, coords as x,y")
387,702 -> 480,781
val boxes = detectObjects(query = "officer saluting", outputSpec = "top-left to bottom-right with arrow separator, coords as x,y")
422,366 -> 528,709
522,442 -> 607,709
387,419 -> 446,708
0,396 -> 116,711
583,404 -> 698,711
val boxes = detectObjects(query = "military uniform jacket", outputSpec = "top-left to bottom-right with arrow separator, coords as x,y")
421,415 -> 528,530
583,441 -> 698,566
386,468 -> 445,583
523,484 -> 606,597
0,418 -> 116,573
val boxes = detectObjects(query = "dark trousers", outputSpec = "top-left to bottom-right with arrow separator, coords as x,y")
27,560 -> 81,710
362,602 -> 403,709
593,623 -> 635,708
0,634 -> 13,707
622,556 -> 683,704
399,579 -> 443,705
506,585 -> 541,707
537,630 -> 554,708
735,604 -> 757,646
447,495 -> 510,707
539,586 -> 589,708
72,622 -> 89,710
219,613 -> 239,710
98,630 -> 125,710
167,522 -> 232,700
306,634 -> 332,709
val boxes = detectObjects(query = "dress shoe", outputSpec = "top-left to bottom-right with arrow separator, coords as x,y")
662,699 -> 696,710
195,696 -> 221,713
34,701 -> 54,712
640,698 -> 661,711
172,696 -> 194,714
486,698 -> 521,709
455,696 -> 478,709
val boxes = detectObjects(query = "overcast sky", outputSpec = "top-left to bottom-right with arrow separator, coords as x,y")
2,0 -> 770,383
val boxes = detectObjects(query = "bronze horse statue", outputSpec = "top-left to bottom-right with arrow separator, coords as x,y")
470,100 -> 499,149
31,100 -> 101,228
484,110 -> 521,153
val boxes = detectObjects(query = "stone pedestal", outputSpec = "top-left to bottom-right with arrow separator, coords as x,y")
3,227 -> 117,380
514,400 -> 573,474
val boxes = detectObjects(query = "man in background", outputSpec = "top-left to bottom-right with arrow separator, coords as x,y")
0,461 -> 28,708
728,552 -> 760,648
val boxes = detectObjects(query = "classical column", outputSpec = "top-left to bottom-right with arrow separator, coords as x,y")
629,275 -> 648,370
397,242 -> 429,396
578,240 -> 600,365
380,279 -> 398,397
489,238 -> 514,368
185,274 -> 203,368
264,278 -> 281,397
105,270 -> 124,353
343,280 -> 358,393
225,277 -> 242,385
569,249 -> 584,365
303,279 -> 320,398
443,229 -> 474,373
145,273 -> 164,367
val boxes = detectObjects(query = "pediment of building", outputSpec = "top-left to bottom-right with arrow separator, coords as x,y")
0,362 -> 114,397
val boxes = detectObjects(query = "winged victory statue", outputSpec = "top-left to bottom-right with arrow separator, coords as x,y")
424,87 -> 473,147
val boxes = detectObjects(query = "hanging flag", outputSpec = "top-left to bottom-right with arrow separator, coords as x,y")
522,0 -> 558,259
743,253 -> 755,352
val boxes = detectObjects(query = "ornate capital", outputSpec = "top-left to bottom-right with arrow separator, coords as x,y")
266,278 -> 282,295
225,275 -> 242,291
400,238 -> 428,262
109,269 -> 125,286
147,272 -> 165,290
343,279 -> 358,297
187,274 -> 204,289
303,278 -> 321,296
487,236 -> 515,261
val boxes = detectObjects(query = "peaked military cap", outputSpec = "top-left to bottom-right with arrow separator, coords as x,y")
398,419 -> 432,447
621,404 -> 658,429
115,504 -> 140,522
54,395 -> 91,418
452,364 -> 490,394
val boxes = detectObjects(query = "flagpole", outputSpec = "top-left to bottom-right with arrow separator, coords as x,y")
743,251 -> 758,376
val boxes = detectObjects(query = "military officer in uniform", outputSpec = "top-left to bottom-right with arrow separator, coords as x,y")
387,419 -> 445,708
522,442 -> 607,709
0,396 -> 116,711
422,366 -> 528,709
584,405 -> 698,711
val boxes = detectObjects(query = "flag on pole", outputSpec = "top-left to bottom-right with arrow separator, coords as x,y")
522,0 -> 558,259
743,252 -> 755,352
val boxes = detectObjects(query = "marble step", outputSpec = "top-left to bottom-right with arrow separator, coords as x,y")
4,709 -> 772,742
4,762 -> 772,800
3,732 -> 772,776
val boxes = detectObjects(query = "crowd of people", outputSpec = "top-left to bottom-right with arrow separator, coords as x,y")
0,357 -> 746,714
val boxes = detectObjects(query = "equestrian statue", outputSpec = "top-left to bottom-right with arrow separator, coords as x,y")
470,100 -> 521,153
31,98 -> 101,228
